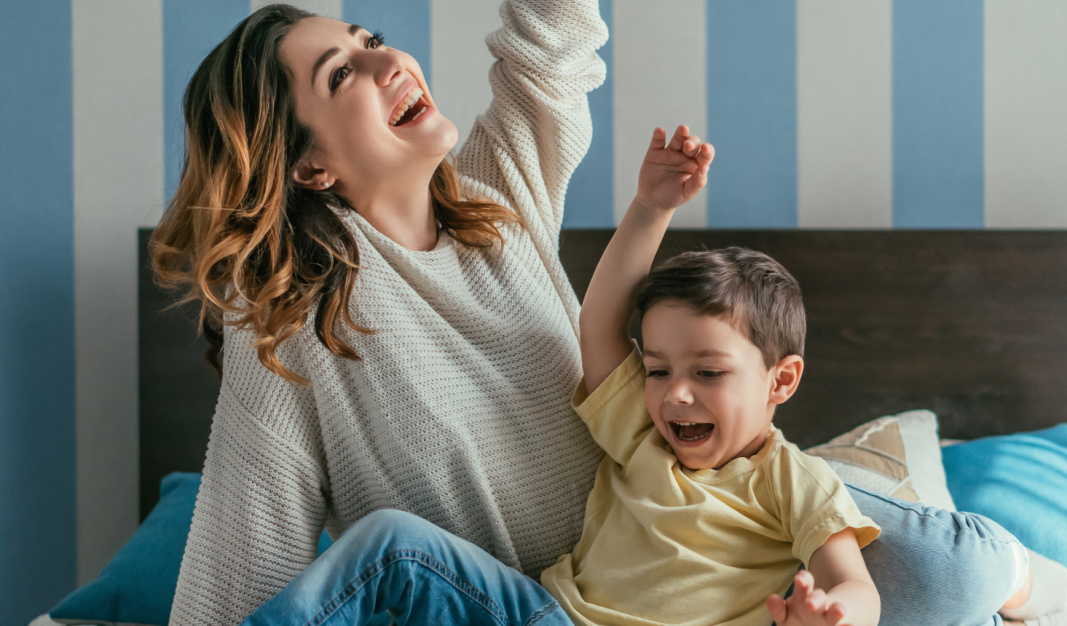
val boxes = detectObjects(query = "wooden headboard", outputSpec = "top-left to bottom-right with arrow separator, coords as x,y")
138,228 -> 1067,519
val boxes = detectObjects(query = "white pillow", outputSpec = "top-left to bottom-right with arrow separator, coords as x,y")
805,410 -> 957,512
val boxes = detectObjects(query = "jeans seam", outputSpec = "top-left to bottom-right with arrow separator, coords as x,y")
304,549 -> 513,626
853,486 -> 961,534
863,488 -> 1023,551
523,600 -> 563,626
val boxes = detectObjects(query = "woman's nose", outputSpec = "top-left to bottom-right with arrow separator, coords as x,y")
374,50 -> 407,87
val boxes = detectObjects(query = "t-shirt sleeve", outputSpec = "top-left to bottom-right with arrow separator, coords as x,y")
769,442 -> 881,567
571,347 -> 654,467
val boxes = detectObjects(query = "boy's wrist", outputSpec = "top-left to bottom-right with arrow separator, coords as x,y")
630,196 -> 675,219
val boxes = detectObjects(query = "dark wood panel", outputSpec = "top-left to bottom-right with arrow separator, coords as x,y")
561,230 -> 1067,447
140,229 -> 1067,514
138,229 -> 219,521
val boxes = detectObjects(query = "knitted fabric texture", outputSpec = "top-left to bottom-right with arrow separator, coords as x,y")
168,1 -> 608,624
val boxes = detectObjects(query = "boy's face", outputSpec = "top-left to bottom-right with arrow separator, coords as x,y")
641,301 -> 801,471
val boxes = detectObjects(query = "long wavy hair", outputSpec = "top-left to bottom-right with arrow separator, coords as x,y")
151,4 -> 519,385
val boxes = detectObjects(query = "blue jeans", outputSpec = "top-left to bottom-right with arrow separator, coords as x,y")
244,485 -> 1025,626
242,509 -> 569,626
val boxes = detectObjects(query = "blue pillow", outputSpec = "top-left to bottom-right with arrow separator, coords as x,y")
942,423 -> 1067,567
50,472 -> 201,626
50,473 -> 335,626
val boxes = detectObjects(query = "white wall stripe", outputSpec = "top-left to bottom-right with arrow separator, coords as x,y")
73,0 -> 164,584
431,0 -> 500,152
984,0 -> 1067,229
613,0 -> 707,228
797,0 -> 892,229
251,0 -> 342,19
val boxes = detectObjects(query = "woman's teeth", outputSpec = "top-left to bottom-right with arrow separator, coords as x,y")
391,88 -> 426,126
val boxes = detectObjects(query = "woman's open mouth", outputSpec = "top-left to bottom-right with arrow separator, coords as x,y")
391,88 -> 430,127
670,421 -> 714,443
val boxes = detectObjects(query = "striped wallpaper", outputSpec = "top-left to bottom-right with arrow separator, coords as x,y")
3,0 -> 1067,620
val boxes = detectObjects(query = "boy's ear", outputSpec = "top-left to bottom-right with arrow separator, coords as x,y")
768,355 -> 804,405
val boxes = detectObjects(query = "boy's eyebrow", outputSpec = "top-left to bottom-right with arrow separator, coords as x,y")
643,349 -> 733,359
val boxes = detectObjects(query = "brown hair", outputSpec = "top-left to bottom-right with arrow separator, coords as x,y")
151,4 -> 519,385
633,247 -> 805,368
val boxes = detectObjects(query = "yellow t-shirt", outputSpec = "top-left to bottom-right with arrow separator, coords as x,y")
541,349 -> 880,626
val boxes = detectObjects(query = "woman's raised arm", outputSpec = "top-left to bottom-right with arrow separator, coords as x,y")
455,0 -> 608,243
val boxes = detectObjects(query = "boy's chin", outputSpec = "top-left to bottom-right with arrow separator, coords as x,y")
675,448 -> 724,471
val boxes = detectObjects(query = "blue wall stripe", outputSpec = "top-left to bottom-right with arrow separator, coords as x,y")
892,0 -> 984,229
0,0 -> 76,621
345,0 -> 432,90
706,0 -> 797,228
164,0 -> 249,203
563,0 -> 614,229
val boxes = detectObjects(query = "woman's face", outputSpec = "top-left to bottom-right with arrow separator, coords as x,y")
280,17 -> 457,198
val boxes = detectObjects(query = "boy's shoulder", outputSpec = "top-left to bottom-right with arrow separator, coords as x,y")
760,427 -> 847,488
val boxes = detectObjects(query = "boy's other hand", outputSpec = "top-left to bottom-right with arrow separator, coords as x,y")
767,570 -> 848,626
635,125 -> 714,212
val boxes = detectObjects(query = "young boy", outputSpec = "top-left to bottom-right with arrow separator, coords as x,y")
539,125 -> 882,626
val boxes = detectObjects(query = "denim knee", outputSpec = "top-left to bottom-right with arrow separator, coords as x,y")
847,483 -> 1026,626
330,509 -> 433,556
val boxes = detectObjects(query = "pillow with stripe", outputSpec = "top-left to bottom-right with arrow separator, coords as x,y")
805,409 -> 957,512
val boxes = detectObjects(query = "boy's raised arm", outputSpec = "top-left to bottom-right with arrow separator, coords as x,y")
579,126 -> 714,393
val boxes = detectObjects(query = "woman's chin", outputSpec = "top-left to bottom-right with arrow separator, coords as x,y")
432,116 -> 459,155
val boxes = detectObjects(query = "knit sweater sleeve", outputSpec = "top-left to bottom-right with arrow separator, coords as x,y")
455,0 -> 608,243
168,339 -> 329,626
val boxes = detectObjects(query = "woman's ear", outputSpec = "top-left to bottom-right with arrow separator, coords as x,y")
768,355 -> 804,406
292,160 -> 333,190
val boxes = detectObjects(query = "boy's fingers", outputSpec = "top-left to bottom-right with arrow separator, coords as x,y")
648,127 -> 667,150
794,570 -> 813,596
667,125 -> 689,151
683,167 -> 708,198
806,588 -> 826,612
826,602 -> 846,625
683,135 -> 702,157
697,143 -> 715,169
766,595 -> 787,623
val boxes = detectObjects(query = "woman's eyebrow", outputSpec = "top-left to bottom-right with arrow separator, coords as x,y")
312,23 -> 364,88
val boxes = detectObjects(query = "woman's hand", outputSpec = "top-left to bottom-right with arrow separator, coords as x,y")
767,570 -> 849,626
634,125 -> 715,213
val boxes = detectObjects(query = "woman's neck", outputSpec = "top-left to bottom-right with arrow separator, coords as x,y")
342,181 -> 439,252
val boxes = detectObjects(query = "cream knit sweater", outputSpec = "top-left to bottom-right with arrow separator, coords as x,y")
169,1 -> 608,624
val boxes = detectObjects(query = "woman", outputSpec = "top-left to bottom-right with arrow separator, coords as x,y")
153,2 -> 1051,625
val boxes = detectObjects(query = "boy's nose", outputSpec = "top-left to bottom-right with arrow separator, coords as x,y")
665,381 -> 694,404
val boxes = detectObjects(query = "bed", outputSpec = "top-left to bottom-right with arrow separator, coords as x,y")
138,228 -> 1067,510
38,228 -> 1067,625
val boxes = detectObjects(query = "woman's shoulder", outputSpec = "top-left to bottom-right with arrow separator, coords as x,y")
219,320 -> 322,438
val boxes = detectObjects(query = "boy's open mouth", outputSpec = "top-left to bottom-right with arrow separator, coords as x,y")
670,421 -> 714,442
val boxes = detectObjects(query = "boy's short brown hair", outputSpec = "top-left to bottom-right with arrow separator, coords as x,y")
633,247 -> 805,369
